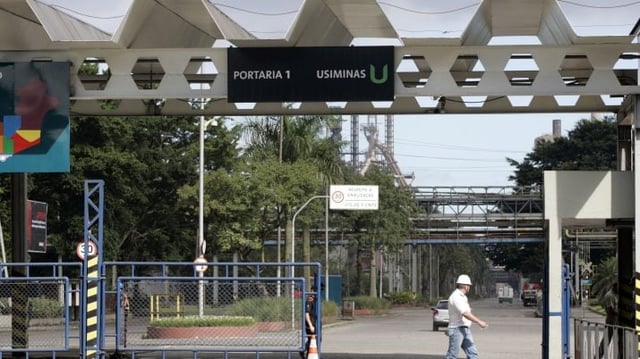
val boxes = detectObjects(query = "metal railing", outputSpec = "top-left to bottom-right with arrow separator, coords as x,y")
104,261 -> 322,358
0,261 -> 322,359
573,318 -> 637,359
0,262 -> 82,358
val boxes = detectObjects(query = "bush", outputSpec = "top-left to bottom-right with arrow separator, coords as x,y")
150,315 -> 255,327
344,296 -> 390,311
322,300 -> 338,317
387,291 -> 420,305
228,296 -> 296,321
30,297 -> 64,319
228,296 -> 339,321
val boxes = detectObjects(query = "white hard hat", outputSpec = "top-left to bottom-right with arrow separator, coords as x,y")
456,274 -> 472,286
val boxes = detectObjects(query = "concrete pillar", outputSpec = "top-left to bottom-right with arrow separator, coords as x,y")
547,218 -> 563,357
543,171 -> 563,358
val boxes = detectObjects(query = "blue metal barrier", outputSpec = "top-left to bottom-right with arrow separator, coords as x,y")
0,262 -> 82,358
562,264 -> 571,358
104,261 -> 322,359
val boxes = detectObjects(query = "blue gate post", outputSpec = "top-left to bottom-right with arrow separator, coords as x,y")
83,180 -> 104,358
561,264 -> 571,358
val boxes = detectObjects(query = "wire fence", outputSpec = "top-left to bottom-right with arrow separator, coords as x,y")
0,261 -> 321,358
117,277 -> 307,351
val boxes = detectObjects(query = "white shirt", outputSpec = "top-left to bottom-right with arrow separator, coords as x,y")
448,288 -> 472,328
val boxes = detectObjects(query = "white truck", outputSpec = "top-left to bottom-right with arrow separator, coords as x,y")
496,283 -> 514,303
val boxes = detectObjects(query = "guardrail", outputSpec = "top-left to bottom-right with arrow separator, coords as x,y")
573,318 -> 637,358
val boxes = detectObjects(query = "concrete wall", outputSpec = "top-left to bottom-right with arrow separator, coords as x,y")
543,170 -> 634,357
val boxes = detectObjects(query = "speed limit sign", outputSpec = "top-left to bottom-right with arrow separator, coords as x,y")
76,239 -> 98,260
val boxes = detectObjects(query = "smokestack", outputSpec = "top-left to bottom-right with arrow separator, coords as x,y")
552,119 -> 561,138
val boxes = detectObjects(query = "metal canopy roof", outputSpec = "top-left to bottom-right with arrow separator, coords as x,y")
0,0 -> 638,116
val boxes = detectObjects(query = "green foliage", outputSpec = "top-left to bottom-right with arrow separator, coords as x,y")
591,256 -> 617,304
149,315 -> 255,327
507,117 -> 617,187
387,291 -> 420,305
344,295 -> 390,311
485,242 -> 544,278
322,300 -> 338,317
336,166 -> 418,296
227,296 -> 293,321
30,297 -> 64,318
28,115 -> 240,262
490,117 -> 617,276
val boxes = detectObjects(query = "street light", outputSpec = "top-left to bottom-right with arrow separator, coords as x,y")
291,195 -> 328,267
290,194 -> 328,327
291,195 -> 331,301
198,111 -> 217,317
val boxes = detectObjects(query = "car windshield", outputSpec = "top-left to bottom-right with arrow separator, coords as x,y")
437,301 -> 448,309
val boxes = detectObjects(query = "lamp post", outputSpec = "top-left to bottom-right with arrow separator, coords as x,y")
291,195 -> 328,268
198,112 -> 217,317
291,195 -> 330,297
290,194 -> 328,327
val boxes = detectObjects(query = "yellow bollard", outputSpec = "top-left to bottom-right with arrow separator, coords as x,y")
149,295 -> 153,321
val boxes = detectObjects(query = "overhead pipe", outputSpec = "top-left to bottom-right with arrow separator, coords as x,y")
564,229 -> 617,239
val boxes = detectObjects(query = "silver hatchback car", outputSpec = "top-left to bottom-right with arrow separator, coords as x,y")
431,299 -> 449,331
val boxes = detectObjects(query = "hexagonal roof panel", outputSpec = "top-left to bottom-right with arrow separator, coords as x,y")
1,0 -> 635,49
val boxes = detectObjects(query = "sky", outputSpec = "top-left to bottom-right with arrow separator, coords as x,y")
39,0 -> 638,187
383,113 -> 587,187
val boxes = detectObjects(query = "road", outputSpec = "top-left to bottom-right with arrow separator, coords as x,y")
7,298 -> 605,358
322,298 -> 545,359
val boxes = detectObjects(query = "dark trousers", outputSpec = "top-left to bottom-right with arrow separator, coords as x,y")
599,323 -> 621,358
300,329 -> 314,358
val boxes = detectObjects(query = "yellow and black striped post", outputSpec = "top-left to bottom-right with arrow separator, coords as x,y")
11,278 -> 28,349
635,273 -> 640,358
84,254 -> 99,358
83,180 -> 104,358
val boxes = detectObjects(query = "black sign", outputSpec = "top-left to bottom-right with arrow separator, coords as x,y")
227,46 -> 394,102
26,200 -> 47,253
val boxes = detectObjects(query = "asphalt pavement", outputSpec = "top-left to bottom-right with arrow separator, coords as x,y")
6,300 -> 599,358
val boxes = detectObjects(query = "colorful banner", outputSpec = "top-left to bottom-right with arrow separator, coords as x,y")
0,62 -> 70,173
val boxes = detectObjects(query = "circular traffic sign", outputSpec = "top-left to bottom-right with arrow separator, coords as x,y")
76,239 -> 98,260
331,190 -> 344,203
193,255 -> 208,273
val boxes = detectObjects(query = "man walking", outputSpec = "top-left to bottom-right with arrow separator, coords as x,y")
599,283 -> 618,358
445,274 -> 488,359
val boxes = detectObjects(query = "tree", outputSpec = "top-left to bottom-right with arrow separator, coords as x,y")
507,117 -> 617,187
240,115 -> 343,275
591,256 -> 617,304
487,117 -> 617,275
336,165 -> 417,296
28,115 -> 240,264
